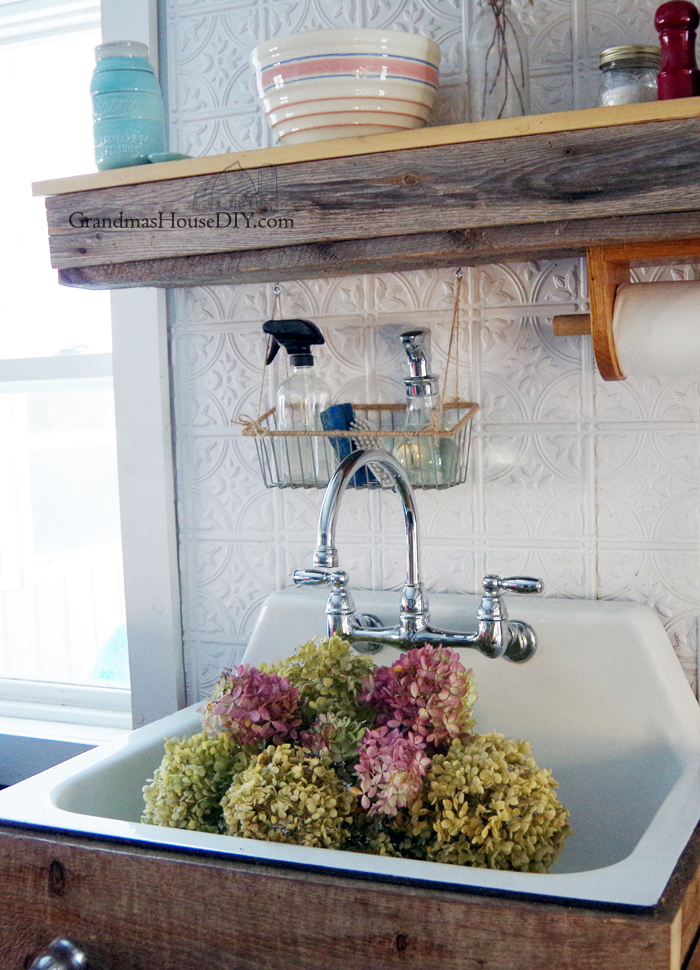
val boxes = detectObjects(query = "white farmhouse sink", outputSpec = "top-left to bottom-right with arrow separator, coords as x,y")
1,587 -> 699,908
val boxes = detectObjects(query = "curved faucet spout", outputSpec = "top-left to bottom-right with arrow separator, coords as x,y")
314,449 -> 420,588
292,448 -> 543,662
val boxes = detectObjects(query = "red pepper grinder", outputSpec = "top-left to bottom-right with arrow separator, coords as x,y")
655,0 -> 700,98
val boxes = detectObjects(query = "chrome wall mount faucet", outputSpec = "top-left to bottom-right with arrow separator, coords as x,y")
293,449 -> 543,662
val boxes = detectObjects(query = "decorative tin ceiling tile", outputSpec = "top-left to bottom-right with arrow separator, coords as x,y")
167,0 -> 700,698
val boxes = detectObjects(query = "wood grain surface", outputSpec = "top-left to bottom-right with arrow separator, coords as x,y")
55,209 -> 700,291
32,97 -> 700,198
552,314 -> 592,335
44,116 -> 700,274
588,246 -> 629,380
2,823 -> 700,970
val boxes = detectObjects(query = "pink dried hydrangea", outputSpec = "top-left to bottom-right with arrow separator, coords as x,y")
199,664 -> 302,746
359,646 -> 477,747
355,726 -> 431,817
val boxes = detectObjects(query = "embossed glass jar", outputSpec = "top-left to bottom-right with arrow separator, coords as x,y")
91,40 -> 165,170
599,46 -> 661,107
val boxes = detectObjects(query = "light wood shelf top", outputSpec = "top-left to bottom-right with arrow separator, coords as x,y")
33,97 -> 700,197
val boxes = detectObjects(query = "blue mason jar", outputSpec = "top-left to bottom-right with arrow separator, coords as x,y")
91,40 -> 166,170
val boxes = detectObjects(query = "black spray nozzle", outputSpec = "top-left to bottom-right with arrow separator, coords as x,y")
263,319 -> 325,367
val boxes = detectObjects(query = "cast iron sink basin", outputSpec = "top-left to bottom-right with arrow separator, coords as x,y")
0,587 -> 699,908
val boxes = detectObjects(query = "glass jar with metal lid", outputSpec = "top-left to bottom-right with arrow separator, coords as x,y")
599,45 -> 661,106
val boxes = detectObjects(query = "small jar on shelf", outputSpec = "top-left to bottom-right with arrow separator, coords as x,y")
91,40 -> 166,170
598,46 -> 661,107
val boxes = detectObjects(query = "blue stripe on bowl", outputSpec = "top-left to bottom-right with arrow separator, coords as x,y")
255,50 -> 440,69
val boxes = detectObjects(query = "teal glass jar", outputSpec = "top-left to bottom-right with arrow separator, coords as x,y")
91,40 -> 166,170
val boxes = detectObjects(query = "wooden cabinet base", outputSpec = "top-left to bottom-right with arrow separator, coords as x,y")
2,824 -> 700,970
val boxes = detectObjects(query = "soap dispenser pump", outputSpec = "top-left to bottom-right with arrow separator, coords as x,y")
263,318 -> 332,484
393,328 -> 458,486
400,328 -> 439,413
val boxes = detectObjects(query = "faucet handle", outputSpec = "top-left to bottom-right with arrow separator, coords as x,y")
479,575 -> 543,663
293,567 -> 349,588
483,575 -> 544,595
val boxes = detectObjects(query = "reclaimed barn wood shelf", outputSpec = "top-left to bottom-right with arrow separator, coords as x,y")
2,821 -> 700,970
33,98 -> 700,290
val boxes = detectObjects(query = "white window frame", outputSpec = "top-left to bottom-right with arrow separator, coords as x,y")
105,0 -> 184,728
0,0 -> 185,783
111,286 -> 184,730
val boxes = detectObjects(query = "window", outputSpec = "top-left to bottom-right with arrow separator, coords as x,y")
0,0 -> 130,740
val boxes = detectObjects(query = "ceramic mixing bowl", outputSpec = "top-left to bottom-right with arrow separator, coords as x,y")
251,28 -> 441,145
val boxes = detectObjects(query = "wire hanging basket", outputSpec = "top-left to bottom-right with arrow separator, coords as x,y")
240,400 -> 478,490
237,270 -> 477,490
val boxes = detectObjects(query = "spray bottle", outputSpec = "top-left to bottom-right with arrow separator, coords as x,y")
263,319 -> 332,485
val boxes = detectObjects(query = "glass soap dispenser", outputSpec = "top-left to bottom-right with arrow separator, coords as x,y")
392,329 -> 459,487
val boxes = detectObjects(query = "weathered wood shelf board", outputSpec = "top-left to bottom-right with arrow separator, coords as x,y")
34,98 -> 700,290
2,822 -> 700,970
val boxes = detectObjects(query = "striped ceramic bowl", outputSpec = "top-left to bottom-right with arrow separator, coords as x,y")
251,28 -> 441,145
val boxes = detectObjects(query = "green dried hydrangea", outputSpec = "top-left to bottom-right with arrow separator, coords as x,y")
300,711 -> 369,764
407,732 -> 571,873
221,742 -> 357,849
143,642 -> 571,876
264,635 -> 375,725
142,731 -> 248,833
345,811 -> 424,859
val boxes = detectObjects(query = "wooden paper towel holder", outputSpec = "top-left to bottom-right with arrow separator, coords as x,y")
553,240 -> 700,380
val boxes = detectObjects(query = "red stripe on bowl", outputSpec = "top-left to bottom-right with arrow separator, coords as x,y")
260,56 -> 438,91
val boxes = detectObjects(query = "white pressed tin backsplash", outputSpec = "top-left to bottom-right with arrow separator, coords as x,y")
164,0 -> 700,702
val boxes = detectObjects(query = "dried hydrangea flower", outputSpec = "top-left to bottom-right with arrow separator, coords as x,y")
265,635 -> 376,724
344,811 -> 419,858
408,731 -> 571,872
142,731 -> 248,833
222,743 -> 357,849
300,712 -> 369,765
360,645 -> 478,748
199,664 -> 302,746
355,726 -> 431,817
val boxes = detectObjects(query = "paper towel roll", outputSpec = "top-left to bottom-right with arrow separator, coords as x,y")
612,280 -> 700,377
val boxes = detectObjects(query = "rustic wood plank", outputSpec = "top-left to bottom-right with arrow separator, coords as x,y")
586,238 -> 700,265
32,98 -> 700,198
657,822 -> 700,960
686,943 -> 700,970
55,210 -> 700,291
44,116 -> 700,271
2,824 -> 700,970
